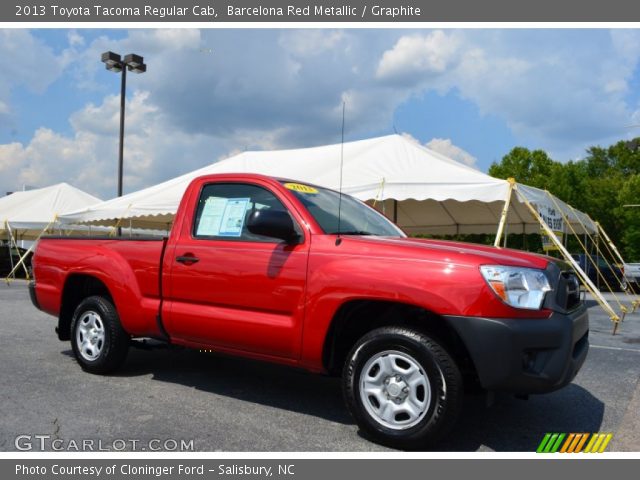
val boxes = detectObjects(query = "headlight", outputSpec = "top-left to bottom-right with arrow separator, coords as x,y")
480,265 -> 552,310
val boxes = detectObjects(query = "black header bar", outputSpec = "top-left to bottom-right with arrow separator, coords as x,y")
3,0 -> 640,22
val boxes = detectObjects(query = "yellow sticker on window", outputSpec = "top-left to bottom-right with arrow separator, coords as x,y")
284,182 -> 318,194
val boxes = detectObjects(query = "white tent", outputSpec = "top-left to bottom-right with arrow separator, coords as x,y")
1,183 -> 102,241
58,135 -> 630,320
60,134 -> 596,235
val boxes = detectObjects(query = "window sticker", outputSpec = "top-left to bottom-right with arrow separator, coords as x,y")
196,197 -> 250,237
218,197 -> 250,237
196,197 -> 228,236
284,182 -> 318,194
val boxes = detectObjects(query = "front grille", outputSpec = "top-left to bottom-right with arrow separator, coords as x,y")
556,271 -> 582,311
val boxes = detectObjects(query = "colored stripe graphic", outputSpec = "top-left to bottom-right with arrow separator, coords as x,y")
537,433 -> 566,453
560,433 -> 575,453
584,433 -> 613,453
584,433 -> 598,453
544,433 -> 559,453
550,433 -> 566,452
537,433 -> 612,453
573,433 -> 590,453
598,434 -> 613,453
537,433 -> 552,453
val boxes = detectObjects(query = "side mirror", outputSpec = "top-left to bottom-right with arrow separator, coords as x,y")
247,210 -> 300,244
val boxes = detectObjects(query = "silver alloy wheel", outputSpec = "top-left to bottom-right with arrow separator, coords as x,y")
359,350 -> 431,430
76,311 -> 105,362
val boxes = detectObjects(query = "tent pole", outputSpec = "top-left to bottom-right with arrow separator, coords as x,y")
517,188 -> 620,326
502,221 -> 508,248
5,218 -> 55,283
5,222 -> 29,281
6,243 -> 35,283
5,221 -> 15,276
595,221 -> 640,309
393,200 -> 398,224
597,221 -> 631,270
494,177 -> 515,247
371,178 -> 386,211
547,192 -> 630,332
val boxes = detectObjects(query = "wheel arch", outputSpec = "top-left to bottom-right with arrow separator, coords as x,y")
322,299 -> 478,382
57,274 -> 113,341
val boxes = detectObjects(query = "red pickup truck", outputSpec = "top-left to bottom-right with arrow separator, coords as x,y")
30,173 -> 588,448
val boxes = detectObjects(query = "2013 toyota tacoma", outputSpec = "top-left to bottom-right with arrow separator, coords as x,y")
30,173 -> 589,448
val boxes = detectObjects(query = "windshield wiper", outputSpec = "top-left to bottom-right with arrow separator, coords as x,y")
329,230 -> 374,235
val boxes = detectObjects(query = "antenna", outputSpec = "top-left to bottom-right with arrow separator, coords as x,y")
336,101 -> 346,246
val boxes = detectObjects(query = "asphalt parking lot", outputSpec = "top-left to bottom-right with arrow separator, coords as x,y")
1,281 -> 639,452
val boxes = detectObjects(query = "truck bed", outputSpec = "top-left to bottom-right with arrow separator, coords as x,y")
33,236 -> 166,338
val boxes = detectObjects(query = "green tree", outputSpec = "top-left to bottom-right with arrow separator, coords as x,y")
488,147 -> 556,189
489,138 -> 640,261
618,174 -> 640,261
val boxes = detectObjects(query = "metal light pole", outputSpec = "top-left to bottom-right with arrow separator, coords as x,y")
100,52 -> 147,199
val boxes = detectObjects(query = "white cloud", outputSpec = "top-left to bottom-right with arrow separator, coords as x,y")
425,138 -> 477,167
401,133 -> 477,168
376,31 -> 460,83
0,100 -> 10,127
0,30 -> 67,97
376,29 -> 640,158
0,91 -> 225,199
0,30 -> 63,92
4,28 -> 640,197
132,28 -> 201,52
67,30 -> 85,47
279,30 -> 346,56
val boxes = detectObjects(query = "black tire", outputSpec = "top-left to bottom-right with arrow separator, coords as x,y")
343,326 -> 463,449
70,295 -> 129,374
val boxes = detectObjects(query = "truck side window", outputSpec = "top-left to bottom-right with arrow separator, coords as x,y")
193,183 -> 293,242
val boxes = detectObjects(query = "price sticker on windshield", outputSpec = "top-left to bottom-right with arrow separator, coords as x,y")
284,183 -> 318,194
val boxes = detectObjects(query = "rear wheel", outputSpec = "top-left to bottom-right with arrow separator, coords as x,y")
343,326 -> 463,449
70,296 -> 129,374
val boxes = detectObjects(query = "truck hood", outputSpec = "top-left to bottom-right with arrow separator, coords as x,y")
343,236 -> 552,270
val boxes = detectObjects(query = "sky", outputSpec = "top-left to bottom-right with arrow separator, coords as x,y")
1,28 -> 640,200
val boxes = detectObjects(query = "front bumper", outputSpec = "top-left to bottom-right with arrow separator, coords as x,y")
444,305 -> 589,394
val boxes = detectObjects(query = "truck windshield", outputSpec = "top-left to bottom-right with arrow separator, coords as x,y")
281,182 -> 405,237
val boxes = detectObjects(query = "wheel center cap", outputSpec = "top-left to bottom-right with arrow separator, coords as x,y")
388,383 -> 401,396
385,377 -> 409,401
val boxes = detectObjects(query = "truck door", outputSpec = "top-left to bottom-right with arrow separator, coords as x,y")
163,181 -> 309,360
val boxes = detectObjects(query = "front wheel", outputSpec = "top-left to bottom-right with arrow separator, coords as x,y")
343,327 -> 463,449
70,295 -> 129,374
